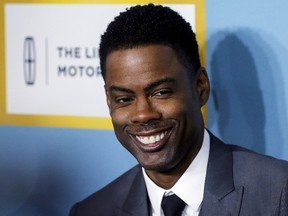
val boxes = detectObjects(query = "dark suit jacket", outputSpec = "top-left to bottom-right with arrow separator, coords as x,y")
69,132 -> 288,216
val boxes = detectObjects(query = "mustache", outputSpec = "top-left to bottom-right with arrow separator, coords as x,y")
125,119 -> 173,133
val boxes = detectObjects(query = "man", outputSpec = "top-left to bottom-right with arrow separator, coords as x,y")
69,4 -> 288,216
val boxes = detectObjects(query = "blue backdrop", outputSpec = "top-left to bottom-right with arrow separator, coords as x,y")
1,1 -> 288,215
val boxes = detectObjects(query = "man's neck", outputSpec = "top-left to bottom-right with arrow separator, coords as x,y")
144,139 -> 203,189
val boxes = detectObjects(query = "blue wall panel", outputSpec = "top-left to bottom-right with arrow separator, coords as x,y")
206,0 -> 288,160
0,126 -> 136,215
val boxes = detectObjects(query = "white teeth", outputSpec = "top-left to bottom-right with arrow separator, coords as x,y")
136,132 -> 167,145
150,136 -> 155,143
156,135 -> 160,142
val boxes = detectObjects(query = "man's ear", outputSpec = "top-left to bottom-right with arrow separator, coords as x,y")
196,67 -> 210,107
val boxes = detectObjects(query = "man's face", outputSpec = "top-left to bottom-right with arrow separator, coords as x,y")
105,45 -> 209,173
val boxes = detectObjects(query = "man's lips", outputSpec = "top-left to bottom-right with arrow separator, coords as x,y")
135,131 -> 167,145
129,129 -> 172,152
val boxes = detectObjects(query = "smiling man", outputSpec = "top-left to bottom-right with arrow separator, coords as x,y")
105,44 -> 208,187
69,4 -> 288,216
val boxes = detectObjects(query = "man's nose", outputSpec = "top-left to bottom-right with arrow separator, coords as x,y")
130,97 -> 161,124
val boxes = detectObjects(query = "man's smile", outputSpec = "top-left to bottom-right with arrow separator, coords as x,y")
135,131 -> 167,145
128,127 -> 173,152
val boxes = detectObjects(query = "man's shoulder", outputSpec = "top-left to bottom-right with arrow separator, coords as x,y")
87,164 -> 142,199
229,143 -> 288,180
229,143 -> 288,168
209,132 -> 288,183
210,132 -> 288,174
69,165 -> 142,215
211,135 -> 288,191
204,132 -> 288,215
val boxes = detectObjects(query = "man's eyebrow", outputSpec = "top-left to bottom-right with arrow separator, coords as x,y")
109,85 -> 134,94
144,77 -> 176,92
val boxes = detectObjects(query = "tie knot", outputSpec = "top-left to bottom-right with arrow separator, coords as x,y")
161,194 -> 186,216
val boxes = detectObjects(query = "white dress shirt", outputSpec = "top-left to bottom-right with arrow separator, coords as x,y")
142,129 -> 210,216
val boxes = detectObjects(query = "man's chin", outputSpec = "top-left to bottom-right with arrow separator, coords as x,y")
140,160 -> 175,173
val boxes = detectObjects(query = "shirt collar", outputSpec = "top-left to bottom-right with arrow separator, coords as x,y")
142,129 -> 210,215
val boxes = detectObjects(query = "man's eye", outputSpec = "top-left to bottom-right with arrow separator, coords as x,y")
116,97 -> 133,103
153,90 -> 173,97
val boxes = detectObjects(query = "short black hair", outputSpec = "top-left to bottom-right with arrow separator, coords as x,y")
99,4 -> 201,80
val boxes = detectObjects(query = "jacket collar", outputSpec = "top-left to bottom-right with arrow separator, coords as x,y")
200,132 -> 243,215
114,165 -> 151,216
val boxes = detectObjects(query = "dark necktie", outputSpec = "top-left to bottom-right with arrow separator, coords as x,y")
161,194 -> 186,216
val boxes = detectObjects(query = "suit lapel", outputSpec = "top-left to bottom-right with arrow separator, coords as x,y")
200,132 -> 244,216
114,167 -> 151,216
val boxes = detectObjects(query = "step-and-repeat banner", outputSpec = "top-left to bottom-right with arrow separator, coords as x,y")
0,0 -> 205,129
